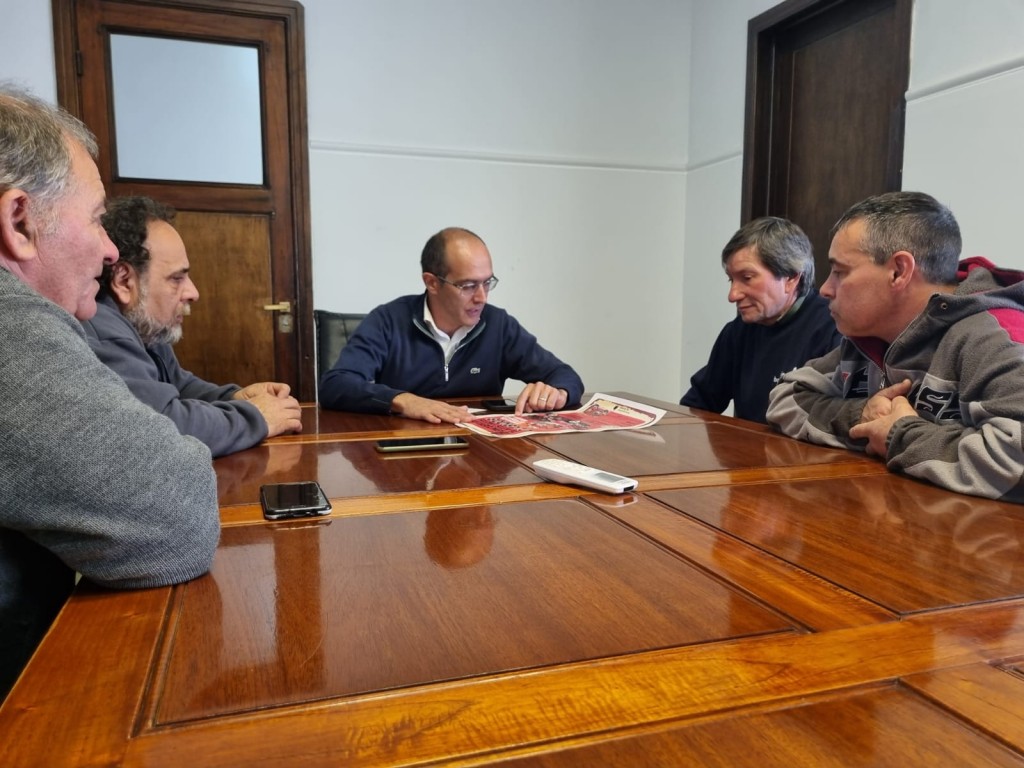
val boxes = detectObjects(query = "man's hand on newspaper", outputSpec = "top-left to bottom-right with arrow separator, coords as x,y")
516,383 -> 568,415
391,393 -> 475,424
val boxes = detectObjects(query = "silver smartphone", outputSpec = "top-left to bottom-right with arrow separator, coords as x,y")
375,436 -> 470,453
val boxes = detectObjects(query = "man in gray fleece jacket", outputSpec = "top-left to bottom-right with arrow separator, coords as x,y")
0,86 -> 220,701
767,191 -> 1024,502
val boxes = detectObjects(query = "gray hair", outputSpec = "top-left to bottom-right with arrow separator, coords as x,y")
0,83 -> 99,229
831,191 -> 961,285
722,217 -> 815,297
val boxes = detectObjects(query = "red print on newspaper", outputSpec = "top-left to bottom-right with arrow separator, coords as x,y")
459,393 -> 666,438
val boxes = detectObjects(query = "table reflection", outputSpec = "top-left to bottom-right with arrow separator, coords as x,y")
215,442 -> 304,503
655,474 -> 1024,612
423,508 -> 497,569
333,438 -> 518,494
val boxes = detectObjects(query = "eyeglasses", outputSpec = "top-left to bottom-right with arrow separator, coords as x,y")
434,275 -> 500,295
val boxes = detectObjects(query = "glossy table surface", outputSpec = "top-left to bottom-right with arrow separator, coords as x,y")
3,394 -> 1024,767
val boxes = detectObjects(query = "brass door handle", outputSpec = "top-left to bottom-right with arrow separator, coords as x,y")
263,301 -> 292,313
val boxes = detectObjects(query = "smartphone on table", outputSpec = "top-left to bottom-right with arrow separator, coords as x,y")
481,398 -> 517,413
260,481 -> 332,521
375,436 -> 469,453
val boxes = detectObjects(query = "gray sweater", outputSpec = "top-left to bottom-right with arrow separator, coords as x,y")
82,295 -> 268,457
0,268 -> 220,699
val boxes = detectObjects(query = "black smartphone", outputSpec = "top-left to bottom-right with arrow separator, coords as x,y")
260,481 -> 332,521
375,436 -> 470,453
481,398 -> 516,413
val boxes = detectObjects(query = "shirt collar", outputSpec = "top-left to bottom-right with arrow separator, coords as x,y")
423,299 -> 472,349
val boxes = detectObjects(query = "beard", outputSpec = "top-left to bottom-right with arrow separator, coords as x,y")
124,283 -> 187,346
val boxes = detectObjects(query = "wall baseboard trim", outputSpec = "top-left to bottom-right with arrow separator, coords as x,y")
308,139 -> 686,174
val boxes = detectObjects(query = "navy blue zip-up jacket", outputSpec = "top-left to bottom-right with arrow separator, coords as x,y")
318,294 -> 584,413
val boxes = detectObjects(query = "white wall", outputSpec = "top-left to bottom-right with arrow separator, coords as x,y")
681,0 -> 1024,403
6,0 -> 1024,404
305,0 -> 691,399
902,0 -> 1024,266
0,0 -> 56,100
681,0 -> 777,399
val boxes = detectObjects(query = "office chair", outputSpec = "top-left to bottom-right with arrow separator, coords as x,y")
313,310 -> 367,379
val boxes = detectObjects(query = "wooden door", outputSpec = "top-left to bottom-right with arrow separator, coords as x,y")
52,0 -> 316,400
742,0 -> 912,283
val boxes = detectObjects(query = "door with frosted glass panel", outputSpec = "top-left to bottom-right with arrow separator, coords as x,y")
52,0 -> 316,400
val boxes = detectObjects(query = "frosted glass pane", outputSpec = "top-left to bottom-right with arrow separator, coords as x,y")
110,34 -> 263,184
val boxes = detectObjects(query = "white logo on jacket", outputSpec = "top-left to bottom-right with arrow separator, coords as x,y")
470,367 -> 481,374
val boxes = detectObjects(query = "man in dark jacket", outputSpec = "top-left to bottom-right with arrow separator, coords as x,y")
681,217 -> 841,423
82,196 -> 302,457
319,227 -> 584,423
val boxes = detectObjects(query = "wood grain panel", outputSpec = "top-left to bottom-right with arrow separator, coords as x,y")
5,516 -> 1024,765
529,421 -> 872,478
650,475 -> 1024,613
153,500 -> 793,722
904,661 -> 1024,752
214,435 -> 541,506
483,684 -> 1024,767
483,431 -> 885,491
596,495 -> 895,631
217,482 -> 588,526
111,600 -> 1024,767
7,399 -> 1024,767
1,585 -> 172,767
172,210 -> 275,385
270,405 -> 473,444
632,459 -> 888,491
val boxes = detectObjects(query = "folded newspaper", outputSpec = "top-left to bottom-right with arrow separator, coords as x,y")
459,393 -> 666,438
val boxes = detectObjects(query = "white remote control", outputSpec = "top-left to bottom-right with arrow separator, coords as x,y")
532,458 -> 638,495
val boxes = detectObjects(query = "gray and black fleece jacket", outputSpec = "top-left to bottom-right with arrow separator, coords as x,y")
767,257 -> 1024,502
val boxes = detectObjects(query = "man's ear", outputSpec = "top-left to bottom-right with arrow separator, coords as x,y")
109,262 -> 139,308
0,188 -> 40,264
890,250 -> 916,289
422,271 -> 440,295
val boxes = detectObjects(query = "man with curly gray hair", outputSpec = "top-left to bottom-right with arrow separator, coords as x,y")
81,194 -> 302,457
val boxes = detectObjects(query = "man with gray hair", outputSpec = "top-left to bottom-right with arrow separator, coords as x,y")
0,85 -> 219,700
681,216 -> 841,422
83,195 -> 302,457
767,191 -> 1024,502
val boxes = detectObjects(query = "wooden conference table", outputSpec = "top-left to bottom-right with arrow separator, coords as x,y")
4,393 -> 1024,766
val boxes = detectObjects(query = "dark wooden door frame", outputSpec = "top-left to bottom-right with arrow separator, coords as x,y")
51,0 -> 317,401
741,0 -> 913,227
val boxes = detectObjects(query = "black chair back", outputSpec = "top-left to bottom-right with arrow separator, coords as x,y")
313,310 -> 367,378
